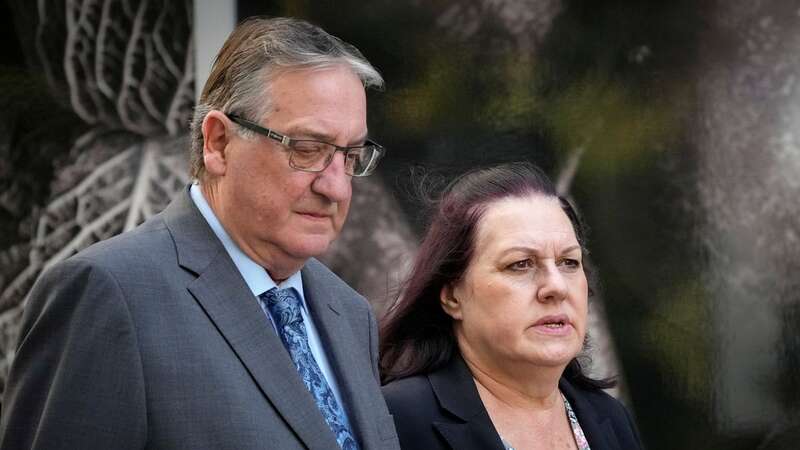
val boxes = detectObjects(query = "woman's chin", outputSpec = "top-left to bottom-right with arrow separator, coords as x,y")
518,344 -> 582,368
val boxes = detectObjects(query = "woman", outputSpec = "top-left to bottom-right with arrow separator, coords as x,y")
380,162 -> 643,450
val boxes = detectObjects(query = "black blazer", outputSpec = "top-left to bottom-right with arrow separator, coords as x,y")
382,354 -> 643,450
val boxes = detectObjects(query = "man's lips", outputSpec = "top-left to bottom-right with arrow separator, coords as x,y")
296,211 -> 333,221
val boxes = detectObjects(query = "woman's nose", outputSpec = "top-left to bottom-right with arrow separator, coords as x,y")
536,264 -> 568,303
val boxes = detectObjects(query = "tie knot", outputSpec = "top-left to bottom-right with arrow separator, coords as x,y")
261,288 -> 303,328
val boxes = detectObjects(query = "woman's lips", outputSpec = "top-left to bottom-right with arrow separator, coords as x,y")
531,314 -> 572,336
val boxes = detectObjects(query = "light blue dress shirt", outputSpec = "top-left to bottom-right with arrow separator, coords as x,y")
189,183 -> 350,420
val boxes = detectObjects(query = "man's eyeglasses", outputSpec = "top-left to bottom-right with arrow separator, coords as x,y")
226,113 -> 385,177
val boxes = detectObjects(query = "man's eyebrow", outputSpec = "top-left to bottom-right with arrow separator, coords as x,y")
284,126 -> 369,146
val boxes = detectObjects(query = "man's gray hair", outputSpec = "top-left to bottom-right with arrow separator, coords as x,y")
189,16 -> 384,180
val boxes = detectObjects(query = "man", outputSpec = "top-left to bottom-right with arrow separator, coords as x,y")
1,17 -> 400,450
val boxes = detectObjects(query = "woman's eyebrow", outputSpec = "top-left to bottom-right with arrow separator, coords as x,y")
500,244 -> 582,257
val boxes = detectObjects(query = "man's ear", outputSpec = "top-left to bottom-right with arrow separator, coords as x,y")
440,283 -> 463,320
202,110 -> 233,176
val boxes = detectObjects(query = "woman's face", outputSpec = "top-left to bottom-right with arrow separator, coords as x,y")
442,194 -> 588,373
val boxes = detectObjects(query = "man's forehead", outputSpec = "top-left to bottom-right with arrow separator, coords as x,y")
265,64 -> 365,96
262,67 -> 369,143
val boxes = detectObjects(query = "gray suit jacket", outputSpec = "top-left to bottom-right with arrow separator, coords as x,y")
0,189 -> 400,450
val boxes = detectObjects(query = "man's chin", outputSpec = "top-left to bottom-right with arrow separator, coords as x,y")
288,235 -> 336,260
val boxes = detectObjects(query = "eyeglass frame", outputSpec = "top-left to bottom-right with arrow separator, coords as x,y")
225,113 -> 386,177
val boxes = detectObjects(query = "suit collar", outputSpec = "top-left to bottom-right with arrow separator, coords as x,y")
162,187 -> 222,275
163,189 -> 340,450
301,260 -> 380,445
427,354 -> 623,450
188,183 -> 308,299
429,352 -> 488,421
428,354 -> 506,450
559,378 -> 620,450
301,259 -> 346,321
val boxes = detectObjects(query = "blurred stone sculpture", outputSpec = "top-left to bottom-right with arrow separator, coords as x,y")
432,0 -> 621,387
0,0 -> 195,397
0,0 -> 417,400
695,0 -> 800,434
0,0 -> 621,405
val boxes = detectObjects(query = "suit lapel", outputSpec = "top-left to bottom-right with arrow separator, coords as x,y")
429,356 -> 622,450
163,190 -> 339,450
301,260 -> 381,447
559,379 -> 620,450
429,355 -> 506,450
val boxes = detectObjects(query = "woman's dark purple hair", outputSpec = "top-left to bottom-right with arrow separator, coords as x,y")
379,162 -> 615,390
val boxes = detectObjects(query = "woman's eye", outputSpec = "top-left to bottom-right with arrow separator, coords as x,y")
561,258 -> 582,269
508,259 -> 534,270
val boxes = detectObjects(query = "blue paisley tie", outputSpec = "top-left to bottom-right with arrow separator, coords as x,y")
259,288 -> 359,450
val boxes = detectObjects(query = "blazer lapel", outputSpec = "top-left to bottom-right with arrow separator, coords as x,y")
429,355 -> 506,450
301,260 -> 383,447
163,190 -> 339,450
559,379 -> 620,450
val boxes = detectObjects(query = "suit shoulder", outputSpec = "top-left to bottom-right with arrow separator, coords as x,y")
82,213 -> 169,251
566,383 -> 643,448
34,253 -> 122,295
382,375 -> 436,415
382,375 -> 449,449
383,374 -> 431,395
577,385 -> 629,416
68,215 -> 173,270
31,222 -> 169,305
22,252 -> 136,345
304,258 -> 370,309
30,215 -> 178,311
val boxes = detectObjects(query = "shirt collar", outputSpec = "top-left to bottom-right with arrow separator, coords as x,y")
189,183 -> 307,308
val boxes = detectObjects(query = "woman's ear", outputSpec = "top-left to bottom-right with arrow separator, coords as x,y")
440,283 -> 463,320
202,110 -> 233,177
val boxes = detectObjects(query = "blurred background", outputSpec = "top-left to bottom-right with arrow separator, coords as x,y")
2,1 -> 799,448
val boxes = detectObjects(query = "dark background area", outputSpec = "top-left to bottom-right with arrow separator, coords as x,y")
2,0 -> 799,448
238,1 -> 799,449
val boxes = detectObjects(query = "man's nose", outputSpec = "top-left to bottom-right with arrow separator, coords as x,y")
311,151 -> 352,202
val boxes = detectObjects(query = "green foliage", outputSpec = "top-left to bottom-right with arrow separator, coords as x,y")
546,75 -> 682,177
477,55 -> 540,131
385,53 -> 472,135
642,280 -> 713,408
